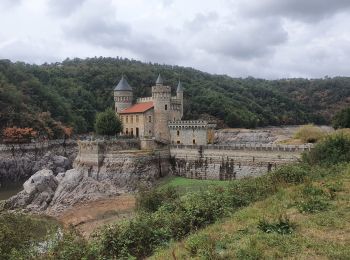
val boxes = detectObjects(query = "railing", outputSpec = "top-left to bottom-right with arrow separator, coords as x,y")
170,143 -> 314,152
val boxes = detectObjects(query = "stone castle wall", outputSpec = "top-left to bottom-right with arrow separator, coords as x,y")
170,143 -> 312,180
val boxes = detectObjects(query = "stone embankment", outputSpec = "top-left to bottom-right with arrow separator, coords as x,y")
0,140 -> 77,187
4,140 -> 169,215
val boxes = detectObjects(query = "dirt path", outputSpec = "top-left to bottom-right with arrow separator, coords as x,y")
58,194 -> 136,238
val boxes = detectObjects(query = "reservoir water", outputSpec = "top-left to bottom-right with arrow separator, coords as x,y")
0,182 -> 23,200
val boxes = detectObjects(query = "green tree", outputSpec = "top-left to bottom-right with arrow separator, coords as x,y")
332,107 -> 350,129
94,108 -> 122,136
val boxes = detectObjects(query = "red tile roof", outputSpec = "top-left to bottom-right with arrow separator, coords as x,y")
119,101 -> 154,114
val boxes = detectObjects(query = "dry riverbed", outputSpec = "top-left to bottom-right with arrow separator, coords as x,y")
57,194 -> 136,238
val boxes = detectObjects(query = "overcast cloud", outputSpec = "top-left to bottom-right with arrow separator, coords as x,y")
0,0 -> 349,78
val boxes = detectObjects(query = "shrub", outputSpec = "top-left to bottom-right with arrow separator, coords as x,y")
271,164 -> 309,184
294,124 -> 325,143
136,186 -> 179,213
302,132 -> 350,165
258,216 -> 296,235
94,108 -> 122,136
184,233 -> 217,258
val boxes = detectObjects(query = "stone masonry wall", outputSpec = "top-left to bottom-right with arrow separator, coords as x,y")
170,144 -> 312,180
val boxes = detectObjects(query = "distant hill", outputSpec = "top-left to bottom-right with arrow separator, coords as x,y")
0,57 -> 349,136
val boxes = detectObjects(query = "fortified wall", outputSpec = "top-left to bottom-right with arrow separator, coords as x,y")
74,139 -> 312,182
170,143 -> 312,180
74,139 -> 170,190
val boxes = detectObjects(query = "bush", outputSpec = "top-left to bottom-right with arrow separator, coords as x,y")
294,124 -> 325,143
185,233 -> 217,258
0,213 -> 57,259
271,164 -> 309,184
136,186 -> 179,213
303,132 -> 350,165
258,216 -> 296,235
94,108 -> 122,136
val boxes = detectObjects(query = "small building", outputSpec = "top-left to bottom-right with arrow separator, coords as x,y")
168,120 -> 216,146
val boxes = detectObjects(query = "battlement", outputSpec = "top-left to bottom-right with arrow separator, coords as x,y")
168,120 -> 216,129
136,97 -> 153,103
152,85 -> 171,93
171,143 -> 313,152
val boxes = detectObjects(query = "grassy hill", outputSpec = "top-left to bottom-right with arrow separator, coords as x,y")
1,58 -> 350,137
152,170 -> 350,259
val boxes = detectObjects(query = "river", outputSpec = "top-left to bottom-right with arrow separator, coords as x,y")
0,182 -> 23,201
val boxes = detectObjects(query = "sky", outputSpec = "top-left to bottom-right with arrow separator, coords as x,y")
0,0 -> 350,79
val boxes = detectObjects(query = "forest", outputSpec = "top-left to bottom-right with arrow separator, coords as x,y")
1,57 -> 349,138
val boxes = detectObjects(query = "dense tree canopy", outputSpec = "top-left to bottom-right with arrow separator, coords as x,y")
332,107 -> 350,129
1,57 -> 350,138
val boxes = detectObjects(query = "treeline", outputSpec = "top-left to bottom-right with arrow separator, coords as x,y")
0,57 -> 349,136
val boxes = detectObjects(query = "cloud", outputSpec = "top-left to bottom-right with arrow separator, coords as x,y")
48,0 -> 87,17
64,1 -> 183,63
199,18 -> 288,60
240,0 -> 350,22
185,12 -> 219,32
0,0 -> 22,9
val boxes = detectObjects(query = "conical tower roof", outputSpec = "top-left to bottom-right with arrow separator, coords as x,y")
177,80 -> 183,92
156,74 -> 163,85
114,75 -> 132,91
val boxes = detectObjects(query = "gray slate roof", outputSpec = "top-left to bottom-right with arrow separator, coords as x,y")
156,74 -> 163,85
177,80 -> 183,92
114,76 -> 132,91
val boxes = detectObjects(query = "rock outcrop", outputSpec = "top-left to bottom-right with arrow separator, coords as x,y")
0,142 -> 77,186
5,149 -> 170,215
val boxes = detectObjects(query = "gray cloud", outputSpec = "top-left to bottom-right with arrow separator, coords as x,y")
185,12 -> 219,32
64,8 -> 182,63
201,18 -> 288,60
240,0 -> 350,22
48,0 -> 87,16
0,0 -> 22,9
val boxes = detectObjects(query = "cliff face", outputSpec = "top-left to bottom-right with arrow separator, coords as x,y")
4,144 -> 170,216
0,141 -> 77,186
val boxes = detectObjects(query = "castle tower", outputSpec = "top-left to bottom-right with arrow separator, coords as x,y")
114,75 -> 133,113
177,80 -> 184,118
152,74 -> 172,141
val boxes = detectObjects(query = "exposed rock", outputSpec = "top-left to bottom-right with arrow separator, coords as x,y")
0,143 -> 77,186
5,169 -> 58,212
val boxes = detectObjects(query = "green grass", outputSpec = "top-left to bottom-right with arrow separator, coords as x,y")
156,176 -> 232,194
151,167 -> 350,259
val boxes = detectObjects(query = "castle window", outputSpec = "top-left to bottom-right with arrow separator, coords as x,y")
131,115 -> 134,124
126,116 -> 129,123
165,104 -> 168,110
131,128 -> 134,136
177,140 -> 181,144
193,139 -> 196,145
126,128 -> 128,135
136,115 -> 139,123
177,130 -> 180,136
148,116 -> 152,123
149,130 -> 152,135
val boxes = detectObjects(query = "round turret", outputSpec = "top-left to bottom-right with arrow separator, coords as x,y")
114,76 -> 133,112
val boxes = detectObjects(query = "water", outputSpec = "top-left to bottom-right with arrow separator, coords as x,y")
0,182 -> 23,200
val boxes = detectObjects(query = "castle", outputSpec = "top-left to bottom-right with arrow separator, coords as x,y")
114,74 -> 215,145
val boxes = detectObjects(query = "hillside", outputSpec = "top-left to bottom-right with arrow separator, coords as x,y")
152,168 -> 350,259
1,58 -> 350,136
